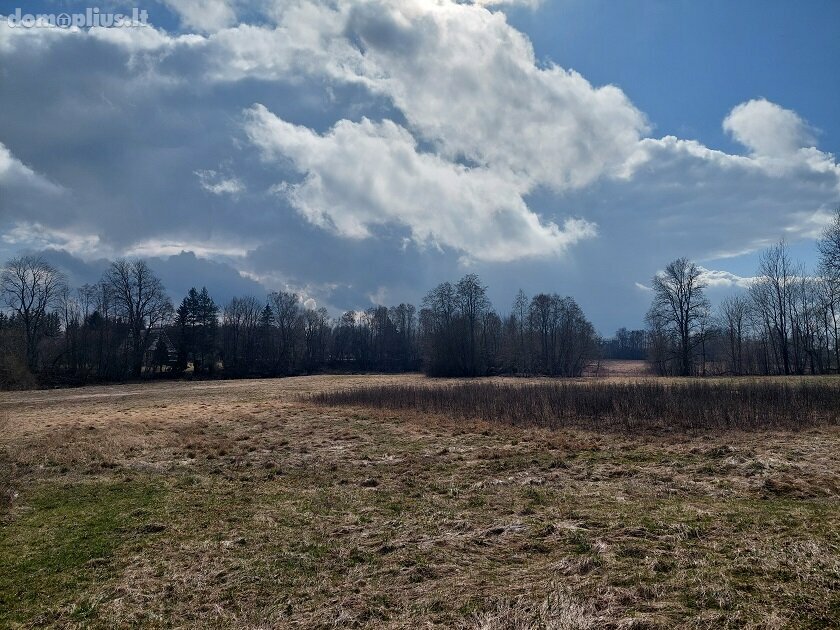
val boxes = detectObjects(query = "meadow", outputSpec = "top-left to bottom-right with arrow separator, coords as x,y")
1,373 -> 838,628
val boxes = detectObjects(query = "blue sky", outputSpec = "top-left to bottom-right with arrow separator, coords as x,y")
511,0 -> 840,279
512,0 -> 840,155
1,0 -> 838,333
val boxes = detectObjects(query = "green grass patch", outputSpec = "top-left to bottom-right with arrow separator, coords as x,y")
0,479 -> 166,625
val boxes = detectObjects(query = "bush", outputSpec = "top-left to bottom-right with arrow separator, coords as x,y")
0,354 -> 36,390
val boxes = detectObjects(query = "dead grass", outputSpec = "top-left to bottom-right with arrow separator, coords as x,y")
0,374 -> 838,628
313,379 -> 840,432
586,360 -> 653,378
0,408 -> 15,514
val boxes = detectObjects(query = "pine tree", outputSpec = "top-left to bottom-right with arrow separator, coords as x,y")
175,287 -> 218,374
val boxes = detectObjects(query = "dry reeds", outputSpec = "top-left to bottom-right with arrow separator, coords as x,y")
314,379 -> 840,432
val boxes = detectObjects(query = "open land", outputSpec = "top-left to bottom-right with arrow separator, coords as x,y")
1,372 -> 839,628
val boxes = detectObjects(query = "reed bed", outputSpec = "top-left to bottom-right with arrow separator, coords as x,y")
314,379 -> 840,432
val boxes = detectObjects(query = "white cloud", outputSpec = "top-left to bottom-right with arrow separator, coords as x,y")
367,286 -> 389,305
236,267 -> 339,306
244,104 -> 596,262
0,221 -> 254,261
4,1 -> 647,198
89,1 -> 646,192
125,239 -> 253,259
161,0 -> 237,33
195,169 -> 244,196
697,266 -> 756,289
88,23 -> 203,52
723,98 -> 816,157
213,3 -> 837,266
341,0 -> 647,190
640,266 -> 757,293
0,19 -> 75,53
1,222 -> 100,255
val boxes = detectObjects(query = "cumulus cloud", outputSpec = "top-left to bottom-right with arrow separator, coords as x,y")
697,267 -> 756,288
88,23 -> 203,52
723,98 -> 817,157
88,1 -> 646,191
244,104 -> 596,262
636,266 -> 756,295
341,0 -> 647,190
125,238 -> 253,259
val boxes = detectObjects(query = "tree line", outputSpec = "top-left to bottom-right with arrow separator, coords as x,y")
5,208 -> 838,386
645,209 -> 840,376
0,258 -> 600,387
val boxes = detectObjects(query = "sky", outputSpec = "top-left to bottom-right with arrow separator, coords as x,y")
1,0 -> 838,334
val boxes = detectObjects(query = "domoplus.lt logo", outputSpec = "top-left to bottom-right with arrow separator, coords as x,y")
7,7 -> 149,28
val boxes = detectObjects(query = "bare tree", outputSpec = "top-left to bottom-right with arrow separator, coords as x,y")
512,289 -> 528,373
529,293 -> 556,374
103,259 -> 172,377
818,208 -> 840,371
420,281 -> 458,375
303,306 -> 330,370
646,258 -> 709,376
269,291 -> 302,374
1,255 -> 66,371
222,296 -> 262,373
456,274 -> 490,375
818,208 -> 840,279
389,303 -> 418,369
527,293 -> 595,377
816,276 -> 840,373
718,294 -> 750,375
751,242 -> 794,374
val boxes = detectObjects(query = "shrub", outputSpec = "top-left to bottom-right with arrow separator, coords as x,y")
0,354 -> 36,390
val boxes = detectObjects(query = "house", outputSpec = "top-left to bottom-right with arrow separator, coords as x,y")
143,327 -> 178,370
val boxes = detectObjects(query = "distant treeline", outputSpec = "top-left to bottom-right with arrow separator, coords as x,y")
4,208 -> 839,387
580,210 -> 840,377
643,209 -> 840,377
0,258 -> 600,387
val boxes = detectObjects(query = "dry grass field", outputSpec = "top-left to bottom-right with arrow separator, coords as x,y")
1,374 -> 839,628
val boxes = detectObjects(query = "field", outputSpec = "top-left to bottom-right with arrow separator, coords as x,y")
1,374 -> 839,628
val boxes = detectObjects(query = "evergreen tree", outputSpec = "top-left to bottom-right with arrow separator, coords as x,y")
175,287 -> 218,374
